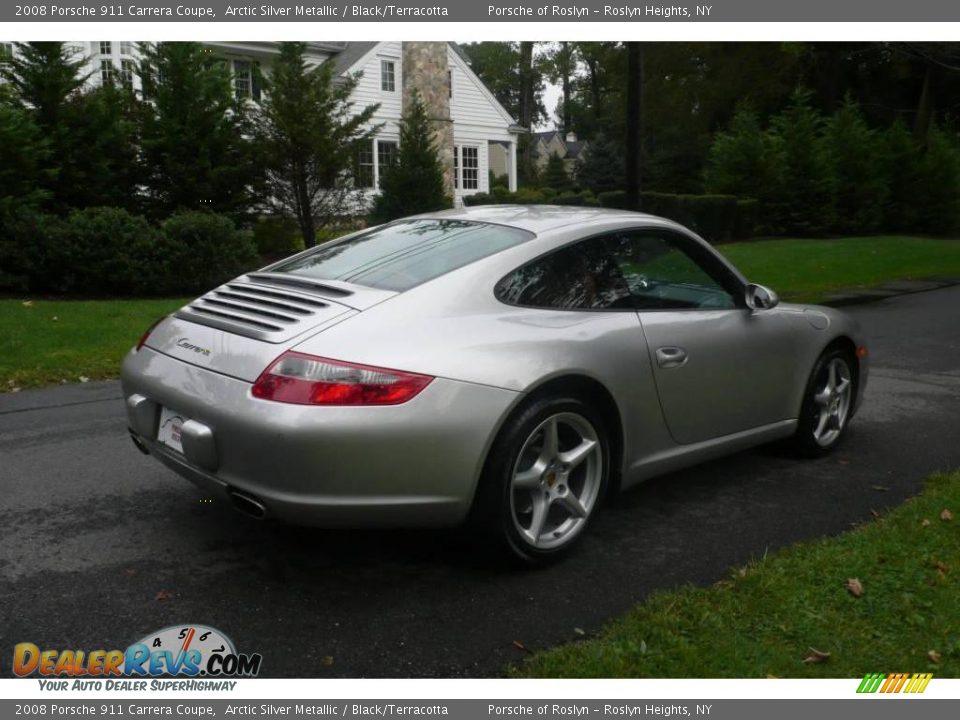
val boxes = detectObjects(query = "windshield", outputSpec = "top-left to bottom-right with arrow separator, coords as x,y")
270,219 -> 535,292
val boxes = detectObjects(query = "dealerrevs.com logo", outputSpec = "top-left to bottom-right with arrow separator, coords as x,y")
13,624 -> 262,687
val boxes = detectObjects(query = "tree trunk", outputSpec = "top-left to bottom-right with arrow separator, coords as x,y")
913,59 -> 937,147
518,41 -> 536,185
294,164 -> 316,248
560,42 -> 572,132
625,42 -> 643,211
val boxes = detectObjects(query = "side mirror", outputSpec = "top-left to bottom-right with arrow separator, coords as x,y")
745,283 -> 779,311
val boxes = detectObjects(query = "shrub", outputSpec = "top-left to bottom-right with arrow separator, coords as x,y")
597,190 -> 628,209
156,211 -> 260,294
463,192 -> 495,207
0,210 -> 67,293
36,207 -> 162,295
638,193 -> 739,243
253,216 -> 304,258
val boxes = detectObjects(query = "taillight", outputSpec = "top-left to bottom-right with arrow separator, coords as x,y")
136,316 -> 167,352
251,352 -> 433,406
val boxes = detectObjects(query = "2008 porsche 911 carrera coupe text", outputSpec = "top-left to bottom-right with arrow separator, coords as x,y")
122,206 -> 868,563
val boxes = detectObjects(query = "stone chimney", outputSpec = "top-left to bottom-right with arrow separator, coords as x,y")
401,42 -> 455,198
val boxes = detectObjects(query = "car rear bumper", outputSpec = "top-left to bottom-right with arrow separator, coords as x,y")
121,346 -> 519,527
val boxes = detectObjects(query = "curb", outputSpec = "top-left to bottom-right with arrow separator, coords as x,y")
821,277 -> 960,307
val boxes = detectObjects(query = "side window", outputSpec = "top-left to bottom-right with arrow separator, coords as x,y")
495,236 -> 632,310
495,229 -> 742,311
611,230 -> 740,310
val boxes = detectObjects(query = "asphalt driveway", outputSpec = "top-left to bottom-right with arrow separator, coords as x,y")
1,286 -> 958,677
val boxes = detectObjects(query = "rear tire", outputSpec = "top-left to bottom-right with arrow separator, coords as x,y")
791,347 -> 856,457
470,395 -> 610,566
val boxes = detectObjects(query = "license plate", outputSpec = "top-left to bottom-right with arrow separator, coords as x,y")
158,407 -> 187,453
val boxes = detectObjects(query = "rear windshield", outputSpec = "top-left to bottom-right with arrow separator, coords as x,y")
270,219 -> 535,292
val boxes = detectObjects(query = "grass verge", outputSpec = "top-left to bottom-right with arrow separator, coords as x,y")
512,471 -> 960,678
0,298 -> 187,391
719,235 -> 960,302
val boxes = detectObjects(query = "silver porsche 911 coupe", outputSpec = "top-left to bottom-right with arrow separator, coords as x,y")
122,205 -> 868,563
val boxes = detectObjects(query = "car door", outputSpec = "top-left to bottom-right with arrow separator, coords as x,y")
609,228 -> 803,445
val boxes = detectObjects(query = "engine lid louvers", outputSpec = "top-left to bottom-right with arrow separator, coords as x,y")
175,278 -> 355,342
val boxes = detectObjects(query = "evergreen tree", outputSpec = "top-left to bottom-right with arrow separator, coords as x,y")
767,88 -> 835,235
704,103 -> 773,200
825,97 -> 888,233
0,104 -> 52,220
576,133 -> 623,194
138,42 -> 263,221
370,93 -> 450,224
542,151 -> 573,192
257,42 -> 379,247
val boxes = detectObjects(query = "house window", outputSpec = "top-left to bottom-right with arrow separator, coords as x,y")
119,41 -> 133,56
356,143 -> 375,189
99,41 -> 112,56
100,60 -> 115,85
120,59 -> 136,88
232,60 -> 260,101
377,140 -> 399,187
380,60 -> 395,92
456,146 -> 479,190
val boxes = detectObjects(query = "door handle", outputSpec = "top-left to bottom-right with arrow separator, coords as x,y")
656,346 -> 688,369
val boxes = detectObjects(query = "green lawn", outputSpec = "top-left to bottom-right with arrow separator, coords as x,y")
513,471 -> 960,678
0,298 -> 186,391
719,235 -> 960,302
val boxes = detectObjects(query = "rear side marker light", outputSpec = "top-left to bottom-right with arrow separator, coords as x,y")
136,316 -> 167,351
856,346 -> 868,358
251,351 -> 433,406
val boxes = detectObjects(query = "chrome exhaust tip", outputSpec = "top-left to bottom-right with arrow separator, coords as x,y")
229,489 -> 267,520
128,429 -> 150,455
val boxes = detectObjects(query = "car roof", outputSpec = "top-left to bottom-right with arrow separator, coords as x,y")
415,204 -> 676,234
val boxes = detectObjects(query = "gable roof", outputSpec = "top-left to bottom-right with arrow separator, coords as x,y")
331,41 -> 521,131
329,41 -> 379,77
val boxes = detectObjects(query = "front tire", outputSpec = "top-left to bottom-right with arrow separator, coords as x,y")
791,347 -> 856,457
471,396 -> 610,566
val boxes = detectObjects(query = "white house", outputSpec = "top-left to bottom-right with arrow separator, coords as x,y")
2,40 -> 523,205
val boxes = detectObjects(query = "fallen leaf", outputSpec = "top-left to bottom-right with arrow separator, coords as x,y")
871,485 -> 889,492
921,519 -> 932,527
928,650 -> 942,664
78,376 -> 89,383
22,300 -> 33,307
51,316 -> 59,321
941,508 -> 954,522
573,627 -> 585,636
155,590 -> 173,602
870,509 -> 880,518
512,640 -> 532,654
936,561 -> 948,576
124,568 -> 137,576
766,674 -> 780,679
321,656 -> 334,667
803,647 -> 831,664
11,387 -> 21,393
846,578 -> 864,597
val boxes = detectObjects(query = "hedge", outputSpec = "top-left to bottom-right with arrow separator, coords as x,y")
0,207 -> 259,296
466,188 -> 747,242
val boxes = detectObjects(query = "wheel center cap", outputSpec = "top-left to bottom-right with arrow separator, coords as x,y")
544,470 -> 557,487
